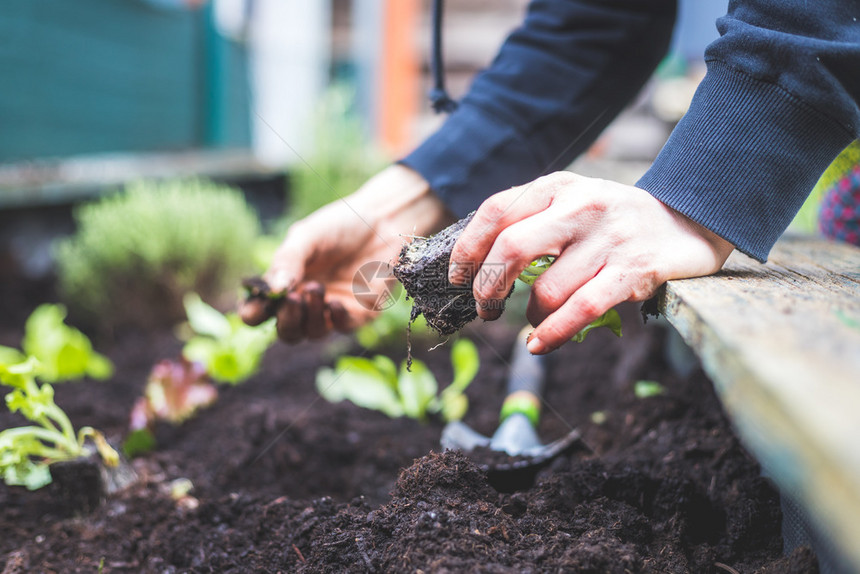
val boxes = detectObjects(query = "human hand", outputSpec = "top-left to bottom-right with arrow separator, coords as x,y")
448,171 -> 734,354
240,164 -> 454,343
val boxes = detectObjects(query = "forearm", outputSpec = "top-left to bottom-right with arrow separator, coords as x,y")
637,0 -> 860,262
402,0 -> 677,217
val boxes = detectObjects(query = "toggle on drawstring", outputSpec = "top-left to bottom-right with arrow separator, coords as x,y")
429,0 -> 458,114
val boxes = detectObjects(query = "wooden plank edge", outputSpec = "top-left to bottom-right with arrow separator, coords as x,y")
660,284 -> 860,570
0,150 -> 280,209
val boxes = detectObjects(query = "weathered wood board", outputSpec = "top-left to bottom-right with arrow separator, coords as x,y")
659,234 -> 860,569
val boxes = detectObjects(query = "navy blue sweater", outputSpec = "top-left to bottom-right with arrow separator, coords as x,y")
402,0 -> 860,262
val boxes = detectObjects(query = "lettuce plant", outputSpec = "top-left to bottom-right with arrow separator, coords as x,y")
315,338 -> 480,423
0,358 -> 118,490
181,293 -> 277,385
124,358 -> 218,457
0,304 -> 113,383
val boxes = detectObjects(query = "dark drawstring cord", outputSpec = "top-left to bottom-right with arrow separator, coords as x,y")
429,0 -> 458,114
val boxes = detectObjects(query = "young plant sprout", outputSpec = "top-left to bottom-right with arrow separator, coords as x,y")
393,216 -> 623,342
0,357 -> 118,490
315,338 -> 480,423
124,358 -> 218,457
0,303 -> 113,383
181,293 -> 277,385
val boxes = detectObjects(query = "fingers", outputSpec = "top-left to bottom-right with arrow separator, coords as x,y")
525,243 -> 605,327
273,284 -> 331,344
470,211 -> 573,320
264,225 -> 313,293
275,292 -> 305,344
238,297 -> 272,327
449,173 -> 574,286
526,271 -> 628,355
271,284 -> 378,344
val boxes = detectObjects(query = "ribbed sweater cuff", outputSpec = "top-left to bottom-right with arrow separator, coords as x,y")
637,61 -> 854,262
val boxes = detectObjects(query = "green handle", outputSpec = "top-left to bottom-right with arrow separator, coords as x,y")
499,327 -> 547,427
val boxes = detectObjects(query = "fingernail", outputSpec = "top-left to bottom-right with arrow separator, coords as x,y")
271,270 -> 289,290
527,335 -> 547,355
476,299 -> 502,321
448,261 -> 467,285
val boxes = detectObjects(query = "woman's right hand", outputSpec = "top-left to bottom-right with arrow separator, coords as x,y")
240,164 -> 455,343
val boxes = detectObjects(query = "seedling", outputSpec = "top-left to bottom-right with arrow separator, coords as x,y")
315,338 -> 480,423
393,217 -> 623,342
634,380 -> 666,399
124,358 -> 218,457
0,357 -> 118,490
181,293 -> 277,385
0,303 -> 113,383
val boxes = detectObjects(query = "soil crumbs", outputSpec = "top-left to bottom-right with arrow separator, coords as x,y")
0,283 -> 818,573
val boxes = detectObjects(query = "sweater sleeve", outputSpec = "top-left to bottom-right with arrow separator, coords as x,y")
636,0 -> 860,261
401,0 -> 677,218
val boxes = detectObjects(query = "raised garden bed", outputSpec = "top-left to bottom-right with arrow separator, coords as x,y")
0,271 -> 817,573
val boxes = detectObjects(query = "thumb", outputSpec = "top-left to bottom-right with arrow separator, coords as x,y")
264,233 -> 312,293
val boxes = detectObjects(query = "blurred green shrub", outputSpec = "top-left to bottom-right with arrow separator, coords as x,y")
55,178 -> 261,331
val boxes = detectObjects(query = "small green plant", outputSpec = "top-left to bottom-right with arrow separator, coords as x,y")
180,293 -> 277,385
518,256 -> 623,342
316,338 -> 480,423
634,380 -> 666,399
124,358 -> 218,457
54,178 -> 262,330
0,357 -> 118,490
0,304 -> 113,383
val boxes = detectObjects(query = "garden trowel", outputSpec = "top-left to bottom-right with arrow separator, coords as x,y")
440,327 -> 587,492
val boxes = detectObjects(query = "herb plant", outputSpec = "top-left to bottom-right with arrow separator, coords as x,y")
315,338 -> 480,423
54,178 -> 262,330
0,357 -> 118,490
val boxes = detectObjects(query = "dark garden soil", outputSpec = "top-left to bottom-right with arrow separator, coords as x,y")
0,271 -> 819,573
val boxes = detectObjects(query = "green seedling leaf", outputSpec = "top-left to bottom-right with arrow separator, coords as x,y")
634,380 -> 665,399
518,260 -> 622,344
0,356 -> 42,390
0,346 -> 25,367
122,428 -> 157,458
590,411 -> 607,425
571,309 -> 623,343
317,356 -> 404,418
182,294 -> 277,385
372,355 -> 399,387
183,293 -> 232,339
517,255 -> 556,286
440,392 -> 469,422
1,354 -> 118,490
20,304 -> 113,383
449,338 -> 480,393
317,337 -> 480,423
397,359 -> 438,421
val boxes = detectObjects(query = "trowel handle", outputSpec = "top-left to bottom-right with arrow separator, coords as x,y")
499,327 -> 548,427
